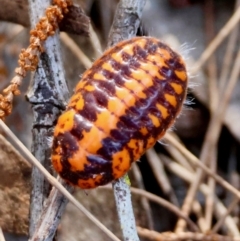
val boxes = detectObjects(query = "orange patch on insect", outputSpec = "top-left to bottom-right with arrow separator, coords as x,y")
84,85 -> 95,92
136,38 -> 147,49
170,83 -> 183,94
111,52 -> 122,63
146,136 -> 156,149
148,113 -> 161,127
107,97 -> 126,117
94,109 -> 119,134
51,153 -> 63,173
93,73 -> 106,81
146,54 -> 168,68
158,48 -> 171,60
131,68 -> 155,87
115,86 -> 136,107
79,125 -> 106,153
156,103 -> 169,119
140,126 -> 148,135
164,93 -> 177,107
175,70 -> 187,81
112,148 -> 131,179
68,148 -> 89,172
127,139 -> 144,161
75,95 -> 85,111
122,44 -> 134,56
102,62 -> 114,72
54,110 -> 75,136
124,78 -> 146,99
78,175 -> 103,189
140,62 -> 164,80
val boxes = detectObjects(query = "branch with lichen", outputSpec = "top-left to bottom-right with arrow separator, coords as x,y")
0,0 -> 72,119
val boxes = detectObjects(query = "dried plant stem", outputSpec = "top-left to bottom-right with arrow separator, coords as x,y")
137,227 -> 240,241
165,143 -> 194,172
132,164 -> 154,230
205,148 -> 217,231
146,149 -> 179,206
191,5 -> 240,75
100,185 -> 199,232
60,32 -> 92,69
89,24 -> 103,57
108,0 -> 146,240
161,153 -> 239,236
204,0 -> 218,112
175,44 -> 240,232
165,134 -> 240,204
211,197 -> 240,234
0,119 -> 121,241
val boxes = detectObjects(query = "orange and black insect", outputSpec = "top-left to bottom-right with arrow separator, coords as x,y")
51,36 -> 188,189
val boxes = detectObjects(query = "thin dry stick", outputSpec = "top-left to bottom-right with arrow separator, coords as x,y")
165,134 -> 240,208
108,0 -> 146,240
0,119 -> 121,241
100,185 -> 199,232
219,0 -> 240,93
204,0 -> 218,111
60,32 -> 92,69
89,24 -> 103,58
160,153 -> 239,236
175,46 -> 240,232
211,197 -> 240,234
192,201 -> 206,233
161,148 -> 206,232
191,5 -> 240,75
204,1 -> 218,229
132,164 -> 154,230
165,144 -> 194,172
130,187 -> 199,232
146,149 -> 179,206
205,148 -> 217,231
137,227 -> 240,241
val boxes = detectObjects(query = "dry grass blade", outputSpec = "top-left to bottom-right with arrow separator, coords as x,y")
191,5 -> 240,74
165,134 -> 240,202
211,197 -> 240,234
132,164 -> 154,229
100,185 -> 199,232
146,149 -> 179,206
0,120 -> 121,241
161,154 -> 239,235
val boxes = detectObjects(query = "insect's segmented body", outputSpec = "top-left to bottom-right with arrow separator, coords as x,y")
52,37 -> 188,189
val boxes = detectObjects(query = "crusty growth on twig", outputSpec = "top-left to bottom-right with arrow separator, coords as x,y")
0,0 -> 72,119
